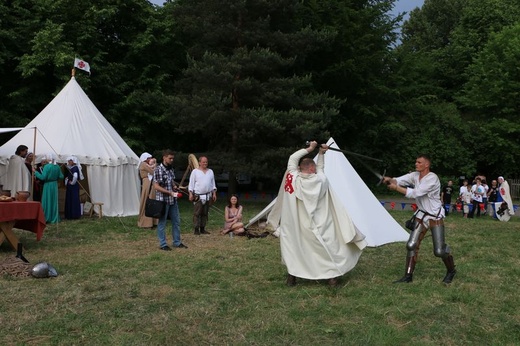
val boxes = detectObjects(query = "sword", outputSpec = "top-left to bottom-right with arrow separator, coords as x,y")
306,140 -> 386,184
306,141 -> 384,163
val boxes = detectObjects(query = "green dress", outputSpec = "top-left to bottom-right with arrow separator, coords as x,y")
35,163 -> 64,224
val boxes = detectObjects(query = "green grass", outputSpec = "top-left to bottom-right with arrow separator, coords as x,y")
1,199 -> 519,345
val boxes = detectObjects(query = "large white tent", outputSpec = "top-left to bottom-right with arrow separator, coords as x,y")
246,138 -> 410,247
0,77 -> 140,216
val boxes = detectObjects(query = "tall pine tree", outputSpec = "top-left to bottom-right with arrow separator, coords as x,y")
169,0 -> 342,191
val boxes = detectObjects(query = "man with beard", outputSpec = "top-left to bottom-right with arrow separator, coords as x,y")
5,145 -> 32,197
153,149 -> 187,250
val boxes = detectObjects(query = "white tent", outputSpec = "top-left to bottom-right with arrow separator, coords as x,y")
0,77 -> 140,216
246,138 -> 410,247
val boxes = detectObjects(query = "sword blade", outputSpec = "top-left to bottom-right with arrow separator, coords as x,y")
327,147 -> 384,163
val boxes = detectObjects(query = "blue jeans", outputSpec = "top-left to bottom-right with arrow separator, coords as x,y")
157,202 -> 181,248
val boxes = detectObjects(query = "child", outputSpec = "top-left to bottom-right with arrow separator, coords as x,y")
462,184 -> 472,218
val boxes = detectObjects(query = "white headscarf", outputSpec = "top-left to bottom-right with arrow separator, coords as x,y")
139,152 -> 152,170
43,153 -> 57,165
140,152 -> 152,162
67,155 -> 84,180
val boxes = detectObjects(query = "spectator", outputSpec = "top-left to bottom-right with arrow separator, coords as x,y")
487,179 -> 498,216
461,184 -> 472,218
32,161 -> 44,202
221,194 -> 245,236
64,156 -> 83,219
458,179 -> 469,217
188,156 -> 217,235
35,153 -> 64,224
468,177 -> 484,218
441,180 -> 455,216
481,179 -> 489,215
5,145 -> 31,198
24,152 -> 34,173
137,152 -> 158,229
24,152 -> 43,201
153,149 -> 187,250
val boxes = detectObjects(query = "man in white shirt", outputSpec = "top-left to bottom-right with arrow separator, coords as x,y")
188,156 -> 217,235
384,154 -> 456,284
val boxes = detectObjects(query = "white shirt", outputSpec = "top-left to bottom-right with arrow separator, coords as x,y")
459,185 -> 468,197
471,184 -> 484,203
395,171 -> 444,220
188,168 -> 216,201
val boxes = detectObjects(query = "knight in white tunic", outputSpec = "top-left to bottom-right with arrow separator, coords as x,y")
268,141 -> 367,286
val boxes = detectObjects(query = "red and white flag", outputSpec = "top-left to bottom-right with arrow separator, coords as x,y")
74,58 -> 91,74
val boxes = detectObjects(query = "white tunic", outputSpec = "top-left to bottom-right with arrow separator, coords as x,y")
269,149 -> 367,280
395,171 -> 444,222
188,168 -> 216,201
5,155 -> 31,197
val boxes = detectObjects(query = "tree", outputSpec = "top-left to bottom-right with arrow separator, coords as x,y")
457,24 -> 520,177
296,0 -> 402,159
1,0 -> 181,153
169,0 -> 342,192
391,0 -> 520,179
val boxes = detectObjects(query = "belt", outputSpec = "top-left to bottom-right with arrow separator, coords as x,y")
429,219 -> 443,227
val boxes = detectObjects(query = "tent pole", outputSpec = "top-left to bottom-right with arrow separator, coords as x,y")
31,126 -> 37,198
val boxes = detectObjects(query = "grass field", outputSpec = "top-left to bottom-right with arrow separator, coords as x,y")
1,199 -> 519,345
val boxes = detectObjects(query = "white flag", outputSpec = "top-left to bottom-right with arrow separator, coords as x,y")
74,58 -> 91,74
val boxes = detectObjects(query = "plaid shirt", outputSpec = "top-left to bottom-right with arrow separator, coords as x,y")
153,164 -> 177,204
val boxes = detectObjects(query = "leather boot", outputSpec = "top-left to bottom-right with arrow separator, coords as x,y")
194,227 -> 200,235
442,254 -> 457,284
200,227 -> 210,234
393,256 -> 415,283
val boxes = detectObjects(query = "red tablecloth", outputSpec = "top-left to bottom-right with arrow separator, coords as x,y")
0,201 -> 46,241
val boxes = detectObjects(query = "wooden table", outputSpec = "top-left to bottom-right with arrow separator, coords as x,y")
0,201 -> 46,251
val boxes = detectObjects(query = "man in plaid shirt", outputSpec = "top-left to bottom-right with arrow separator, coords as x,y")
153,149 -> 188,251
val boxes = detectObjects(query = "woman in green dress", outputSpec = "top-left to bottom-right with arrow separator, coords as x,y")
35,153 -> 64,223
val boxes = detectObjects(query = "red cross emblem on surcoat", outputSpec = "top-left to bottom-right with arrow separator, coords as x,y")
284,172 -> 294,194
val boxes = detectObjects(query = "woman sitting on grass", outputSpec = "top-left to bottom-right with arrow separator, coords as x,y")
221,194 -> 245,236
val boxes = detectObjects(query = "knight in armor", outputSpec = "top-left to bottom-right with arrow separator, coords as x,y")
383,154 -> 456,284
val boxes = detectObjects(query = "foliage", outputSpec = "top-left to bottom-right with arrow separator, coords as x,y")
1,0 -> 520,182
169,0 -> 342,190
394,0 -> 520,179
297,0 -> 402,159
0,0 -> 180,152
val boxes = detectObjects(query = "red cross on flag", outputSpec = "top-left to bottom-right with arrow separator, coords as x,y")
74,58 -> 91,74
